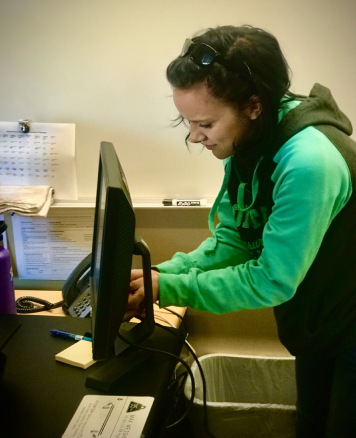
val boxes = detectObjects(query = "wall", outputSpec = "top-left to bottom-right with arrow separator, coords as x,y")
0,0 -> 355,202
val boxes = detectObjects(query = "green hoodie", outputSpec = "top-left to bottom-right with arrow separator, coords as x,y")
156,84 -> 356,356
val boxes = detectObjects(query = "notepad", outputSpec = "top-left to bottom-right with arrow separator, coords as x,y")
55,340 -> 97,369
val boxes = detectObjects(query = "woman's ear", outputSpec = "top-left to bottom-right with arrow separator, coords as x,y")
248,96 -> 262,120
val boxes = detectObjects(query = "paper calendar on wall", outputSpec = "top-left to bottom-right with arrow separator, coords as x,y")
0,122 -> 77,200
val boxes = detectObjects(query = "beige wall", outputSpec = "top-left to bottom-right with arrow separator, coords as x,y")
0,0 -> 355,203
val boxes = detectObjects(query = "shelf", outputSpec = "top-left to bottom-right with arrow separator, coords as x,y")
51,199 -> 95,208
51,198 -> 214,209
133,203 -> 213,209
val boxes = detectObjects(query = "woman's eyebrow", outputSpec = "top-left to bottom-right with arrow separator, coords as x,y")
188,118 -> 213,123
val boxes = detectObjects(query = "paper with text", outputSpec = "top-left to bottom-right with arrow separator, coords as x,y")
12,209 -> 94,280
62,395 -> 154,438
0,122 -> 77,200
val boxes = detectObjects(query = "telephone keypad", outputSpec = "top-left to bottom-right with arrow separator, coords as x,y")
68,289 -> 91,318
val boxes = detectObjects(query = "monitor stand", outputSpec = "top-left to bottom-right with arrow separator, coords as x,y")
86,234 -> 156,392
85,324 -> 154,392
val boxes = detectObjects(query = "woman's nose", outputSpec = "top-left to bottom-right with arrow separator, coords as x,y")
189,125 -> 206,143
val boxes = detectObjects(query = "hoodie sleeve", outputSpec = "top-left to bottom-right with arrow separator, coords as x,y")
157,127 -> 352,312
156,188 -> 253,275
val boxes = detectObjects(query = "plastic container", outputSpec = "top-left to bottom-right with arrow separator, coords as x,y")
184,353 -> 297,438
0,220 -> 16,314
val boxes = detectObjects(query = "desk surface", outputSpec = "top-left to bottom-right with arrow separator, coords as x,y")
0,314 -> 184,438
15,290 -> 186,328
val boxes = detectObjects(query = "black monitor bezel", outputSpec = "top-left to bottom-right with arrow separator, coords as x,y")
89,142 -> 154,363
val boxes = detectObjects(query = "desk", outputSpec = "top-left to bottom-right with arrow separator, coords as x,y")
0,313 -> 185,437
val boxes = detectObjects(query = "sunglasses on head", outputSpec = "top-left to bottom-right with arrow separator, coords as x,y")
180,38 -> 254,83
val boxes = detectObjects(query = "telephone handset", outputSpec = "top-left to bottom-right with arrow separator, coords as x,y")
62,253 -> 92,317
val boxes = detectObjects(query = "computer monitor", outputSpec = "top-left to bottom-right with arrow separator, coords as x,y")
86,141 -> 155,391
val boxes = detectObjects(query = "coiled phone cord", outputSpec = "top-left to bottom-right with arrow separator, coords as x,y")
16,296 -> 64,313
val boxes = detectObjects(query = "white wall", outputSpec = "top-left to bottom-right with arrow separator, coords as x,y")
0,0 -> 355,201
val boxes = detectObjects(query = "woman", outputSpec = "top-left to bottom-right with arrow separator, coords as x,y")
127,25 -> 356,437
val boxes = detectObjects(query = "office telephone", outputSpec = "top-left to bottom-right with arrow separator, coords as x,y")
16,253 -> 92,316
61,253 -> 92,317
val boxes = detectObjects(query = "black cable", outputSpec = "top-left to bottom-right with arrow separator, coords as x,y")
162,307 -> 184,321
167,370 -> 188,392
160,305 -> 189,336
116,328 -> 195,429
178,371 -> 189,399
16,296 -> 64,313
166,370 -> 189,421
156,323 -> 217,438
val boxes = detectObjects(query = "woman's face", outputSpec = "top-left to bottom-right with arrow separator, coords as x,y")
173,82 -> 253,160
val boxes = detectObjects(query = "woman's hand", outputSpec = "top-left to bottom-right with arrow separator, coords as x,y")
124,269 -> 159,321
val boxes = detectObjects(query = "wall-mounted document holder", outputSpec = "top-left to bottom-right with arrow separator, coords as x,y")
0,121 -> 77,200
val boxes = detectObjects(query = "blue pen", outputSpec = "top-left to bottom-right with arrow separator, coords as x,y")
50,329 -> 92,342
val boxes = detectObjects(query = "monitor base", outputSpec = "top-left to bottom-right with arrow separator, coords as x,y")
85,346 -> 154,392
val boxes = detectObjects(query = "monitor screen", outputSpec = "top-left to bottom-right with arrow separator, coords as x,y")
86,141 -> 155,391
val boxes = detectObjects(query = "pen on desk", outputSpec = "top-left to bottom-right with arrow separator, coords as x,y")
50,329 -> 92,342
163,198 -> 207,206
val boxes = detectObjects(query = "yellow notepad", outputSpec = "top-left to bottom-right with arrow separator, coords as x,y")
55,340 -> 97,369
